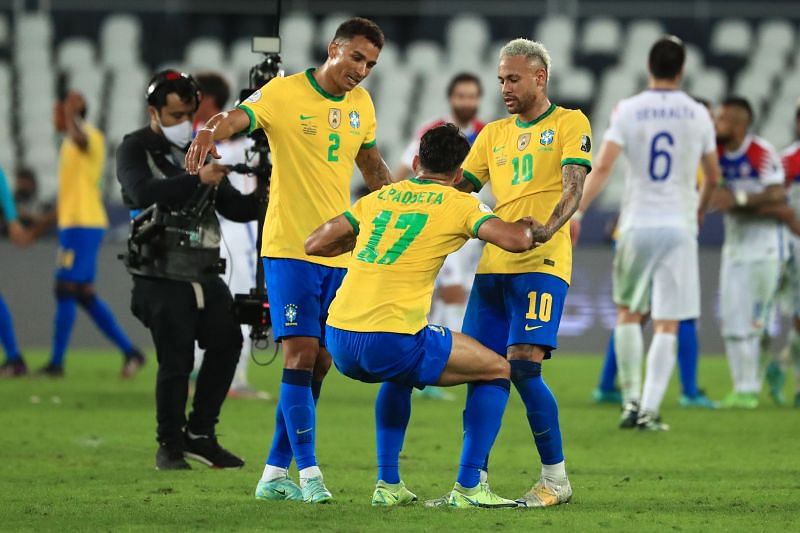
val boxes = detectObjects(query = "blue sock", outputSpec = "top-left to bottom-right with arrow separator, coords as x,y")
50,296 -> 78,367
266,380 -> 323,468
677,319 -> 699,398
81,296 -> 135,355
0,295 -> 21,361
510,360 -> 564,465
375,382 -> 412,484
465,382 -> 490,473
598,332 -> 618,392
457,378 -> 510,488
276,369 -> 316,470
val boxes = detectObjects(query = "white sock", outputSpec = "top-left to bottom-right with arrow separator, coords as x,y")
740,336 -> 762,393
480,470 -> 488,484
541,461 -> 567,482
614,323 -> 644,404
261,464 -> 287,483
640,333 -> 677,414
299,465 -> 322,485
725,338 -> 747,392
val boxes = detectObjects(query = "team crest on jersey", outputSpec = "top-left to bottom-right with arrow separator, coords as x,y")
580,134 -> 592,153
349,111 -> 360,129
284,304 -> 298,326
517,133 -> 531,151
329,108 -> 341,129
540,129 -> 555,146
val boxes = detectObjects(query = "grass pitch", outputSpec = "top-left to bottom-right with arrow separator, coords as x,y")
1,350 -> 799,532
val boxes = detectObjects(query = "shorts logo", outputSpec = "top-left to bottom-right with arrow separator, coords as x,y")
329,108 -> 341,129
540,129 -> 555,146
349,110 -> 360,129
517,133 -> 531,151
284,304 -> 298,326
525,324 -> 543,331
427,324 -> 446,336
580,134 -> 592,153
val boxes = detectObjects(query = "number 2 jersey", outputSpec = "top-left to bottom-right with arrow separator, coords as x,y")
461,104 -> 592,284
238,68 -> 377,268
604,89 -> 716,235
326,178 -> 497,334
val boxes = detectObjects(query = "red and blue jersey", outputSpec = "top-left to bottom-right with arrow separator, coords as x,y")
718,135 -> 783,185
781,141 -> 800,185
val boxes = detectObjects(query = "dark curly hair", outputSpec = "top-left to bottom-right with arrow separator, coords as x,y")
418,123 -> 471,175
333,17 -> 384,50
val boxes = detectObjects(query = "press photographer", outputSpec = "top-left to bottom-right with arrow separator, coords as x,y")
116,70 -> 258,470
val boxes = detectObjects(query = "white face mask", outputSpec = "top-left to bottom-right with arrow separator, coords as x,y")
158,116 -> 193,149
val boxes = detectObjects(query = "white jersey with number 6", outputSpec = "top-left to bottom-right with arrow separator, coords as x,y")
604,89 -> 716,234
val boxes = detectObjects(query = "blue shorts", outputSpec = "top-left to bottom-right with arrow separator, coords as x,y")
55,227 -> 105,283
325,324 -> 453,389
462,272 -> 569,358
264,258 -> 347,346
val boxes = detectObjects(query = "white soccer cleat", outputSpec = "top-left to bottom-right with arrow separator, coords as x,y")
516,477 -> 572,508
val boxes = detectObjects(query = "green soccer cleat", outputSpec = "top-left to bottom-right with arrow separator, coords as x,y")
517,477 -> 573,508
766,361 -> 786,406
255,476 -> 303,501
447,482 -> 518,509
371,480 -> 417,507
592,387 -> 623,405
302,476 -> 333,504
719,391 -> 759,409
679,391 -> 718,409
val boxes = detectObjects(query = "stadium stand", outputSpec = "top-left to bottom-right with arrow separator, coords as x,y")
1,10 -> 799,207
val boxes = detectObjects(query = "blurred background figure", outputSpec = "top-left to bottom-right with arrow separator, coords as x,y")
394,72 -> 485,181
191,71 -> 271,401
38,89 -> 145,378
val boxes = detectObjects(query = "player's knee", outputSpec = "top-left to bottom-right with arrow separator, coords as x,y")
282,339 -> 320,371
617,307 -> 641,324
484,356 -> 510,381
75,284 -> 96,308
654,319 -> 679,335
313,352 -> 333,381
54,281 -> 79,301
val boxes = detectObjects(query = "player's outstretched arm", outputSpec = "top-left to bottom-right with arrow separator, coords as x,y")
185,109 -> 251,174
305,214 -> 358,257
540,163 -> 590,243
476,217 -> 537,253
356,145 -> 393,189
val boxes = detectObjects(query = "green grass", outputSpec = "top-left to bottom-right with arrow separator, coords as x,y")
1,351 -> 799,532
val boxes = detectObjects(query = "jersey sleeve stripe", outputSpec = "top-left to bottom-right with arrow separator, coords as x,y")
237,104 -> 257,134
343,211 -> 360,234
472,214 -> 498,237
561,157 -> 592,170
463,170 -> 483,192
361,139 -> 377,150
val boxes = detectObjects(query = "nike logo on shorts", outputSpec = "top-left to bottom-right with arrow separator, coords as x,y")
525,324 -> 543,331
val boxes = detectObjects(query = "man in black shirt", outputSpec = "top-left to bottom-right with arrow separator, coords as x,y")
117,71 -> 258,470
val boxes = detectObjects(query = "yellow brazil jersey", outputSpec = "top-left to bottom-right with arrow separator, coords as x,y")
57,123 -> 107,229
462,104 -> 592,283
327,178 -> 497,334
238,68 -> 377,268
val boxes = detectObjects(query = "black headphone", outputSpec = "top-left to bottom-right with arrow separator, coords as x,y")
145,70 -> 201,110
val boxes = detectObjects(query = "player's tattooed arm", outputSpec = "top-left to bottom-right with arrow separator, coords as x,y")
539,163 -> 588,241
356,145 -> 393,190
305,215 -> 357,257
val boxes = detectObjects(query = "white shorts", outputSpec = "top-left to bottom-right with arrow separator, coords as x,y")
719,256 -> 782,338
613,227 -> 699,320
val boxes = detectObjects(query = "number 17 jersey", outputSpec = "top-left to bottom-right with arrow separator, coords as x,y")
604,89 -> 715,235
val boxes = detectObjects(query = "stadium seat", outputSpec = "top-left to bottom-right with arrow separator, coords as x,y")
404,41 -> 443,75
621,19 -> 665,68
756,19 -> 794,53
581,17 -> 622,56
710,19 -> 752,56
15,12 -> 52,47
100,14 -> 141,68
686,68 -> 727,103
185,37 -> 226,73
0,13 -> 8,48
554,67 -> 595,104
279,12 -> 315,74
57,38 -> 97,71
446,14 -> 490,67
683,43 -> 704,77
316,13 -> 352,52
535,16 -> 576,65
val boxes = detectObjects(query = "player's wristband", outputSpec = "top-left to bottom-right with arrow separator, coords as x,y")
734,191 -> 748,206
572,210 -> 584,222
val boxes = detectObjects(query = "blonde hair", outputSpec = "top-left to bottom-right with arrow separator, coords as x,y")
499,38 -> 552,75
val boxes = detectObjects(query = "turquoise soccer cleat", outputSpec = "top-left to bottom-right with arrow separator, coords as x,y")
679,391 -> 718,409
302,476 -> 333,504
765,361 -> 786,406
592,387 -> 623,405
255,475 -> 303,501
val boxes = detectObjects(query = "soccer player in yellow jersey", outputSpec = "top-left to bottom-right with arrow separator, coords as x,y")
39,91 -> 144,378
308,124 -> 540,508
456,39 -> 593,507
184,18 -> 392,502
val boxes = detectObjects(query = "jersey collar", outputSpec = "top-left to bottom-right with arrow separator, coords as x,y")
515,103 -> 556,129
410,177 -> 439,185
305,68 -> 345,102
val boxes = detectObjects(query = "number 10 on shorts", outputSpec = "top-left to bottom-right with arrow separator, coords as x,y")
526,291 -> 552,322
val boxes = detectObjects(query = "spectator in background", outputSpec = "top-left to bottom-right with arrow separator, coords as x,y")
13,167 -> 56,236
37,90 -> 145,378
191,71 -> 271,400
393,72 -> 485,181
0,164 -> 32,376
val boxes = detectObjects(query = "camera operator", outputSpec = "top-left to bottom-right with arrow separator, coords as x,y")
116,70 -> 258,470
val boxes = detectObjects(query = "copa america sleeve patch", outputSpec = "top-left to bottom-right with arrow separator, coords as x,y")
245,89 -> 262,103
580,135 -> 592,153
